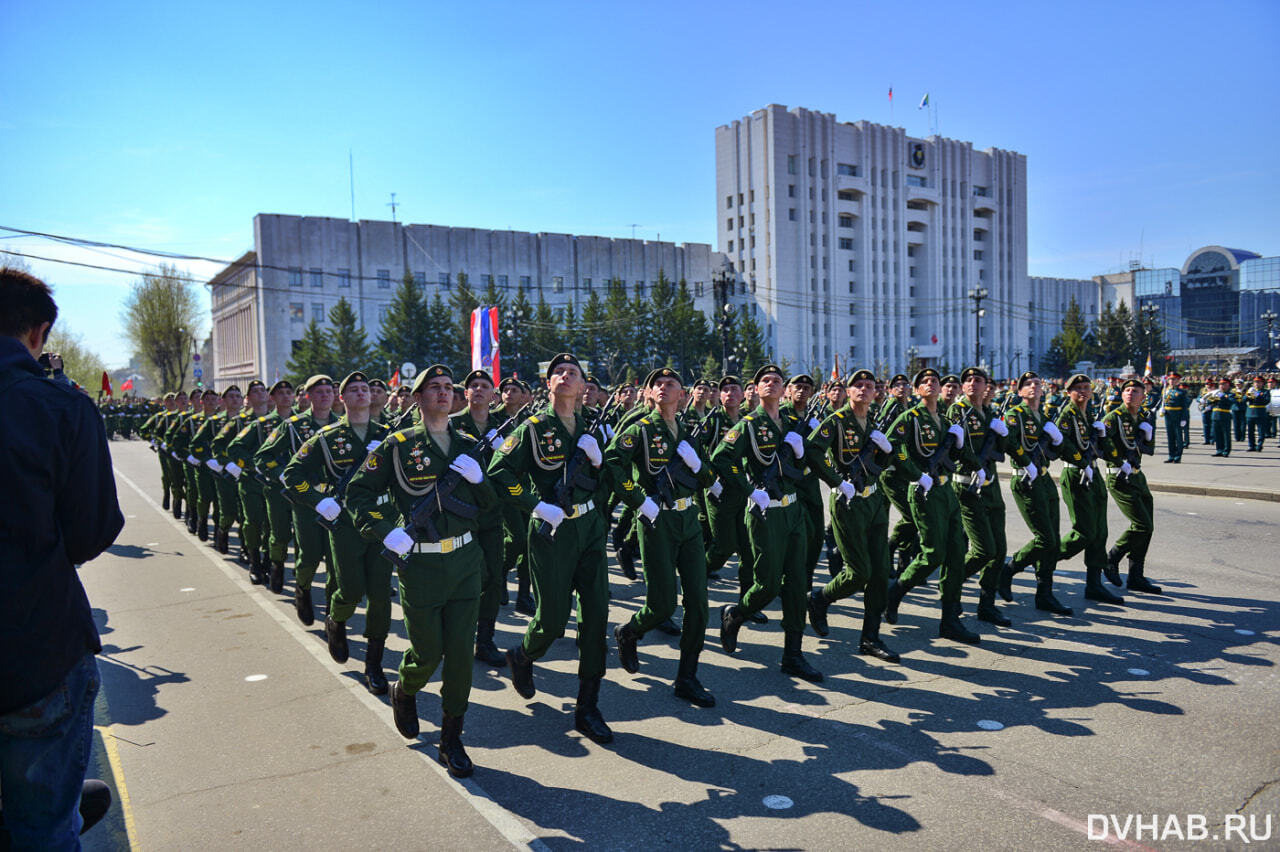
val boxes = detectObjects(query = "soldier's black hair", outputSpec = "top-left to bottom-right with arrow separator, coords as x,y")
0,267 -> 58,342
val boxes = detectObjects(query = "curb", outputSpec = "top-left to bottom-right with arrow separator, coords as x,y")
995,470 -> 1279,504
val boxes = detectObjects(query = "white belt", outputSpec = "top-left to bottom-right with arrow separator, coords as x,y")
565,499 -> 595,519
856,482 -> 878,497
376,494 -> 391,505
768,493 -> 798,509
666,496 -> 697,512
412,532 -> 473,554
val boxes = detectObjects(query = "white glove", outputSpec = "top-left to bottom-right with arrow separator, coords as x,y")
749,488 -> 770,512
603,423 -> 615,441
838,480 -> 857,501
989,418 -> 1008,437
316,497 -> 342,521
1181,421 -> 1187,428
1120,460 -> 1133,476
206,459 -> 222,472
808,417 -> 820,430
676,440 -> 701,472
948,422 -> 965,448
576,434 -> 603,467
448,454 -> 484,484
382,528 -> 414,557
533,501 -> 566,530
870,429 -> 892,453
916,473 -> 933,494
187,454 -> 199,466
1138,422 -> 1153,440
1025,462 -> 1038,481
149,439 -> 158,449
783,431 -> 805,459
485,429 -> 503,450
171,451 -> 181,460
708,479 -> 724,499
638,497 -> 660,523
1043,421 -> 1064,446
1083,465 -> 1094,484
975,468 -> 987,487
365,440 -> 381,453
225,461 -> 243,480
1093,420 -> 1107,436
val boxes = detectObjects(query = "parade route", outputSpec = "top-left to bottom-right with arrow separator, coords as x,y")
82,440 -> 1279,851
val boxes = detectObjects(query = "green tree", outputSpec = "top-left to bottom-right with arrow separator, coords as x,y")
424,293 -> 457,369
376,272 -> 431,371
729,304 -> 768,379
1093,301 -> 1129,367
447,272 -> 480,369
121,263 -> 203,392
526,294 -> 562,369
44,324 -> 107,391
1131,305 -> 1170,373
1048,295 -> 1091,371
326,296 -> 375,375
286,319 -> 336,384
1040,340 -> 1069,376
579,288 -> 608,379
502,287 -> 536,380
668,278 -> 710,376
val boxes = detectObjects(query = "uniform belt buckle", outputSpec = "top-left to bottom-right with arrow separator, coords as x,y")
441,537 -> 455,554
937,475 -> 948,486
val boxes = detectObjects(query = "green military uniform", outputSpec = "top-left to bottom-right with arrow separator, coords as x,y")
227,396 -> 283,586
701,403 -> 749,593
780,389 -> 825,586
1160,382 -> 1190,462
1198,387 -> 1216,444
881,371 -> 978,643
210,405 -> 251,554
491,398 -> 534,613
187,405 -> 225,540
1210,385 -> 1236,456
1055,380 -> 1123,605
1103,387 -> 1162,594
876,387 -> 917,572
451,403 -> 507,666
710,364 -> 823,682
802,374 -> 899,660
1245,382 -> 1271,451
605,374 -> 716,706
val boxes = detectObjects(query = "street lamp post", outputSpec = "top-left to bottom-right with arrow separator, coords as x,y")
1262,310 -> 1278,369
968,287 -> 988,368
712,259 -> 734,374
1141,303 -> 1160,373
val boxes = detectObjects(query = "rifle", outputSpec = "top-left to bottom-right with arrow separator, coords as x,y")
837,434 -> 887,507
641,414 -> 712,529
381,403 -> 537,570
1115,416 -> 1153,484
965,417 -> 1008,494
316,462 -> 363,531
389,402 -> 419,432
534,400 -> 620,541
911,425 -> 958,497
747,429 -> 807,519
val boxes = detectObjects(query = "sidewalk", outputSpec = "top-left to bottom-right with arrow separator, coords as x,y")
994,436 -> 1280,503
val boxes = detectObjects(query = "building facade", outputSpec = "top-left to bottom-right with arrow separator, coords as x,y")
209,214 -> 719,387
715,104 -> 1029,373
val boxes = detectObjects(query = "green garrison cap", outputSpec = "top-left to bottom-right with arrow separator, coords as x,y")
338,371 -> 369,394
647,367 -> 683,388
752,364 -> 783,384
912,368 -> 940,387
1016,370 -> 1041,389
959,367 -> 989,383
846,368 -> 876,386
411,364 -> 453,394
545,353 -> 582,380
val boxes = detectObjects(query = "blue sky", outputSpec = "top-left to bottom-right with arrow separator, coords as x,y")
3,0 -> 1278,367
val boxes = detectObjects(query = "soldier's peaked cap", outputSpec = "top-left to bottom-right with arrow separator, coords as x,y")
959,367 -> 989,383
752,364 -> 784,384
545,353 -> 582,380
1016,370 -> 1041,389
411,365 -> 453,394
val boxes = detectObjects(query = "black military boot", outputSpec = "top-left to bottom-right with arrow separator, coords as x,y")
439,712 -> 474,778
1104,547 -> 1124,586
939,601 -> 981,645
656,616 -> 682,636
977,588 -> 1012,626
807,588 -> 832,637
719,605 -> 746,653
1126,558 -> 1163,594
883,577 -> 911,625
172,496 -> 182,519
1084,565 -> 1125,604
162,491 -> 171,511
269,560 -> 285,594
238,541 -> 249,565
197,516 -> 209,541
612,524 -> 637,581
216,528 -> 230,555
749,607 -> 769,625
779,630 -> 823,682
673,648 -> 715,707
505,645 -> 536,699
1034,568 -> 1074,616
364,637 -> 388,695
247,552 -> 264,585
825,526 -> 843,578
998,556 -> 1022,602
514,575 -> 536,616
294,584 -> 314,626
474,620 -> 506,667
325,616 -> 349,662
389,681 -> 419,739
859,612 -> 901,662
614,621 -> 641,674
574,677 -> 614,744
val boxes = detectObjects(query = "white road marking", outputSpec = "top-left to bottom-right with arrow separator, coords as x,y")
244,674 -> 268,682
1234,629 -> 1256,636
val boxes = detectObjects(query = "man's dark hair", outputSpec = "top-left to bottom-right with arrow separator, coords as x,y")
0,267 -> 58,341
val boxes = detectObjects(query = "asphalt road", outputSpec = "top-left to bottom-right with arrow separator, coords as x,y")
81,440 -> 1279,851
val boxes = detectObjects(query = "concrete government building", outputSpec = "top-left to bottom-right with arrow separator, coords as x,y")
208,214 -> 718,388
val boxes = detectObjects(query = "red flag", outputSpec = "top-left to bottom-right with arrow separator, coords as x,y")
831,353 -> 841,382
101,371 -> 112,396
888,87 -> 893,101
121,378 -> 134,391
931,334 -> 938,344
389,369 -> 401,388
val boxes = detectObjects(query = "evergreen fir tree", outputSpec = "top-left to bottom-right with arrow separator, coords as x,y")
326,296 -> 375,375
376,272 -> 431,370
285,319 -> 336,385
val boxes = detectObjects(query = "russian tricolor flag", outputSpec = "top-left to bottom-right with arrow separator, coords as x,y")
471,306 -> 500,378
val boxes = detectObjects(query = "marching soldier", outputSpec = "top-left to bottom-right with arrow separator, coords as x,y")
780,374 -> 825,586
488,354 -> 616,744
1160,373 -> 1190,462
227,380 -> 289,586
803,368 -> 900,661
183,388 -> 223,542
606,368 -> 717,707
1245,375 -> 1271,451
878,373 -> 918,576
1103,379 -> 1162,594
346,364 -> 496,777
940,374 -> 962,409
1198,381 -> 1216,445
703,377 -> 752,599
711,364 -> 823,683
1056,374 -> 1124,606
206,385 -> 248,556
1210,377 -> 1236,457
882,369 -> 978,644
495,376 -> 535,614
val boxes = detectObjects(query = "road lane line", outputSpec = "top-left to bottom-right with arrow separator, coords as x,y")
94,724 -> 140,850
113,466 -> 546,851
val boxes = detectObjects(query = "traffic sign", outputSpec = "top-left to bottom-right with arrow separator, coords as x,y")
400,362 -> 418,379
193,367 -> 203,378
193,353 -> 201,362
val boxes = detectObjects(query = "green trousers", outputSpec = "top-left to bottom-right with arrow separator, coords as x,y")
476,520 -> 506,622
1247,415 -> 1268,450
196,467 -> 219,528
899,479 -> 965,603
706,493 -> 749,591
265,487 -> 293,562
327,520 -> 392,641
629,504 -> 708,656
957,478 -> 1007,592
237,478 -> 268,556
1009,472 -> 1061,576
158,452 -> 177,502
215,473 -> 240,532
182,460 -> 197,513
520,509 -> 609,680
740,499 -> 807,632
884,478 -> 918,559
500,503 -> 528,587
1105,469 -> 1154,564
292,505 -> 337,606
1163,415 -> 1185,460
1059,467 -> 1108,573
796,478 -> 824,584
1214,414 -> 1233,454
824,489 -> 890,614
397,543 -> 482,716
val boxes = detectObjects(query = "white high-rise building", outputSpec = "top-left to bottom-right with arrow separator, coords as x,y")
716,104 -> 1030,373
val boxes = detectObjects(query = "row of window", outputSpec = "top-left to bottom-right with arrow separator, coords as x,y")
287,268 -> 706,296
785,156 -> 860,178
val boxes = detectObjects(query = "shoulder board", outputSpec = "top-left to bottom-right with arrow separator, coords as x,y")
288,415 -> 301,422
529,416 -> 542,425
393,429 -> 413,443
320,423 -> 341,434
835,411 -> 845,420
743,414 -> 755,422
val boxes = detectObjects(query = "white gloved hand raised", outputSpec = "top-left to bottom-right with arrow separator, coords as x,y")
1120,460 -> 1133,476
638,497 -> 660,523
1025,461 -> 1039,481
808,417 -> 820,430
749,489 -> 770,512
675,440 -> 701,473
870,429 -> 892,453
576,434 -> 603,467
315,497 -> 342,521
225,461 -> 243,480
948,422 -> 965,448
782,431 -> 805,459
205,459 -> 222,472
1138,421 -> 1153,440
708,479 -> 724,499
382,527 -> 414,557
448,454 -> 484,484
1093,420 -> 1107,436
1043,421 -> 1064,445
533,501 -> 566,530
989,418 -> 1009,437
838,480 -> 857,501
916,473 -> 933,494
485,429 -> 503,450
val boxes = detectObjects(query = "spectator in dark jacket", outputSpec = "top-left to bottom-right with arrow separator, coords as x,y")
0,267 -> 123,849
